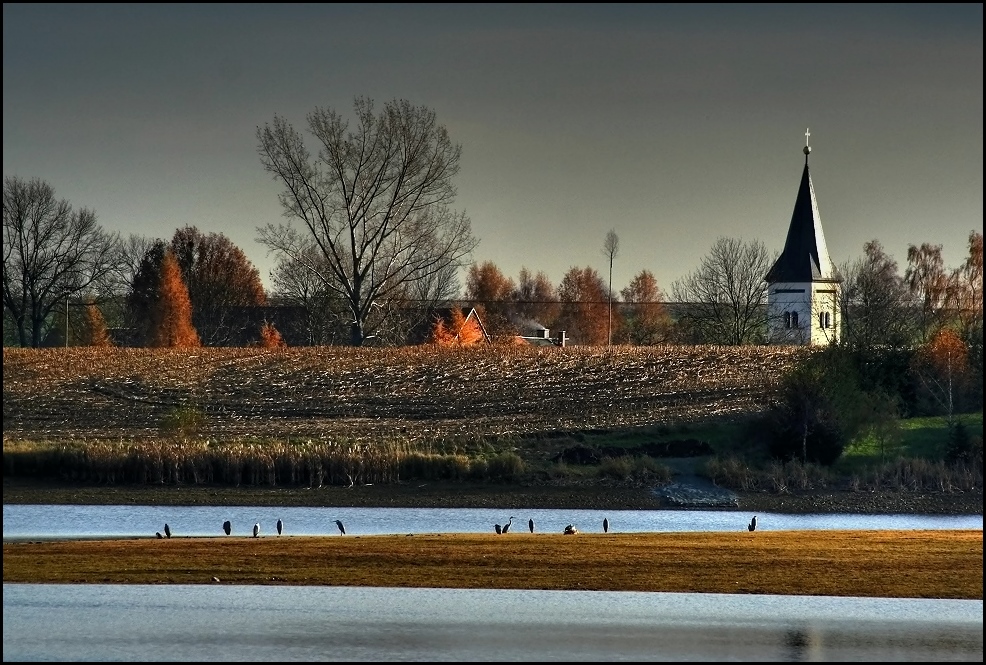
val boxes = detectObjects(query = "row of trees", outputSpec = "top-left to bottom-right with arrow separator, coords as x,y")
3,96 -> 982,354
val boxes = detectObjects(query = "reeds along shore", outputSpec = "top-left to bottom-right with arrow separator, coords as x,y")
3,530 -> 982,600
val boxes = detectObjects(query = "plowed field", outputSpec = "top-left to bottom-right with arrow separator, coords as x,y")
3,345 -> 806,444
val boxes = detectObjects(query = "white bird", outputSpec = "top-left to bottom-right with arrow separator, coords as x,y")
253,522 -> 261,538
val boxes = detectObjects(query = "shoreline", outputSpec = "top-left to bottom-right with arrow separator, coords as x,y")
3,478 -> 983,515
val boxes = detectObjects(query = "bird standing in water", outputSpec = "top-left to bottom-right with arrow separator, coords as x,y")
334,519 -> 346,535
253,522 -> 260,538
277,519 -> 283,535
529,518 -> 535,534
603,517 -> 609,533
748,516 -> 757,532
501,516 -> 515,533
222,520 -> 231,536
164,523 -> 171,539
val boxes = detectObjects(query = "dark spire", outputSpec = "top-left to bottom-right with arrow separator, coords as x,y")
765,131 -> 838,283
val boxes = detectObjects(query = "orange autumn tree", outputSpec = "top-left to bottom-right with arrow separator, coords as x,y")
911,327 -> 971,420
148,250 -> 201,348
81,301 -> 114,347
428,308 -> 485,347
257,321 -> 287,348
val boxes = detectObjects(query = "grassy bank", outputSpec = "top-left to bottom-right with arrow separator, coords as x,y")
4,530 -> 981,600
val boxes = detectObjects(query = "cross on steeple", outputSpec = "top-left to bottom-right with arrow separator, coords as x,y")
805,128 -> 810,147
803,128 -> 812,161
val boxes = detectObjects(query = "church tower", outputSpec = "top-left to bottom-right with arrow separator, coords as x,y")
765,131 -> 842,345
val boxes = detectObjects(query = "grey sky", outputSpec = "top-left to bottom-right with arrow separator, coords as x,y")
3,4 -> 982,297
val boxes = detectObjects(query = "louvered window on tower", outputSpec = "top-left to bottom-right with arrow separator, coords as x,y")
791,312 -> 799,328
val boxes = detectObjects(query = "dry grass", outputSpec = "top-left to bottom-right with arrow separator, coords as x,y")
3,530 -> 980,599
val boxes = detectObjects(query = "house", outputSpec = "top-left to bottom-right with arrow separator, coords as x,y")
511,316 -> 568,347
765,132 -> 843,346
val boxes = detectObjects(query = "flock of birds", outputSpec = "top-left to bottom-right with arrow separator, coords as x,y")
154,515 -> 760,538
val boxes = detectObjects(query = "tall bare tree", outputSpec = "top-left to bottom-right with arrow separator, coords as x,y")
838,240 -> 915,350
670,237 -> 773,345
602,230 -> 619,348
904,242 -> 951,342
2,176 -> 121,347
256,97 -> 478,346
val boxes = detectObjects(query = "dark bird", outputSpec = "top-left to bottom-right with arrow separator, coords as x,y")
528,518 -> 535,534
253,522 -> 260,538
563,524 -> 578,535
222,520 -> 231,536
164,523 -> 172,539
603,517 -> 609,533
748,516 -> 757,532
494,523 -> 502,534
334,519 -> 346,535
501,516 -> 516,534
155,532 -> 163,539
277,519 -> 283,536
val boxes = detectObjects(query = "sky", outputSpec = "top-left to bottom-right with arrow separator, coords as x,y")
3,4 -> 982,298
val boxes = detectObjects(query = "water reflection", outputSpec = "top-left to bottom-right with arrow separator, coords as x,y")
3,504 -> 982,541
3,584 -> 982,661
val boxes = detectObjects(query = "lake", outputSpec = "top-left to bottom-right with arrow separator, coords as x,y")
3,505 -> 981,661
3,584 -> 982,661
2,504 -> 982,540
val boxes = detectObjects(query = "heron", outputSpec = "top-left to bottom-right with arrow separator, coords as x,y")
603,517 -> 609,533
748,516 -> 757,532
164,523 -> 171,539
253,522 -> 260,538
222,520 -> 231,536
528,518 -> 535,534
277,519 -> 283,536
501,516 -> 516,533
494,523 -> 502,534
334,519 -> 346,535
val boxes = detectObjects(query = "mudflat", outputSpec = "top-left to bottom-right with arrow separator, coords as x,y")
4,530 -> 982,600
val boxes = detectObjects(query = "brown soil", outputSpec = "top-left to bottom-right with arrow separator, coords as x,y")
4,530 -> 981,599
2,345 -> 802,442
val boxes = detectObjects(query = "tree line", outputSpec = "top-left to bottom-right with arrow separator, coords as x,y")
3,96 -> 982,355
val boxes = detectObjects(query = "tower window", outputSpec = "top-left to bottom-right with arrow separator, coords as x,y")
783,312 -> 791,329
791,312 -> 799,328
825,311 -> 831,328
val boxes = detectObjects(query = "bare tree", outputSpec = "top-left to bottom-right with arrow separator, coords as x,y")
602,230 -> 619,348
670,237 -> 773,345
256,97 -> 478,346
838,240 -> 916,350
2,176 -> 121,347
